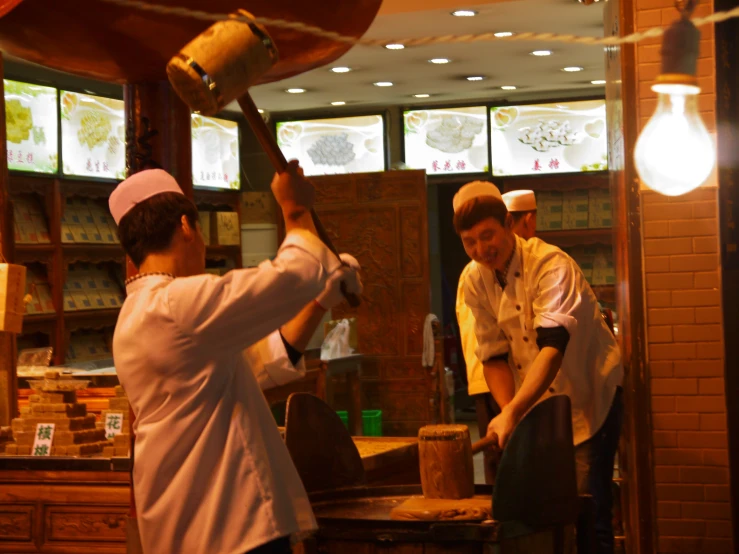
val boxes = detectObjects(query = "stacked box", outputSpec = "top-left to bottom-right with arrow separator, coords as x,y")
199,212 -> 212,246
214,212 -> 240,246
24,267 -> 55,315
562,190 -> 590,230
588,189 -> 613,229
62,198 -> 118,244
66,330 -> 111,364
592,246 -> 616,285
63,264 -> 125,312
13,195 -> 50,244
535,192 -> 563,231
2,372 -> 111,457
569,245 -> 596,283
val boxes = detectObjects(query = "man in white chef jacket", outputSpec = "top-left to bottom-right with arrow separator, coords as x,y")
455,189 -> 537,484
454,181 -> 623,554
109,162 -> 363,554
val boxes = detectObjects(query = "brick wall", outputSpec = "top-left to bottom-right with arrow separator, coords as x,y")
635,0 -> 733,552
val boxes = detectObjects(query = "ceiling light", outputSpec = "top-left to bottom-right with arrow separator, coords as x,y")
429,58 -> 451,64
414,94 -> 430,98
501,86 -> 517,90
451,9 -> 477,16
331,101 -> 346,106
257,109 -> 264,114
562,66 -> 584,72
466,76 -> 485,81
530,50 -> 552,56
374,82 -> 393,87
494,32 -> 514,38
286,88 -> 306,94
591,79 -> 606,85
330,67 -> 352,73
385,43 -> 405,50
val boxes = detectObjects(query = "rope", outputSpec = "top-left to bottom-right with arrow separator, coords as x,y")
97,0 -> 739,48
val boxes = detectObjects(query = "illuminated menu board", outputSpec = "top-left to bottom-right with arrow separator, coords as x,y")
192,114 -> 240,190
403,106 -> 488,175
4,80 -> 59,174
61,90 -> 126,179
276,115 -> 385,177
490,100 -> 608,176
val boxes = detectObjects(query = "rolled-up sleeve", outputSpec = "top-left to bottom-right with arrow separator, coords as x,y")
532,254 -> 580,335
464,271 -> 509,363
167,229 -> 342,354
244,331 -> 307,390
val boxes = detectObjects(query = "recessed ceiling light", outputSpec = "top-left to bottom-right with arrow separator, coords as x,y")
562,66 -> 584,72
330,67 -> 352,73
374,81 -> 394,87
258,109 -> 264,114
385,43 -> 405,50
530,50 -> 552,56
591,79 -> 606,85
494,32 -> 514,37
285,88 -> 306,94
451,9 -> 477,16
429,58 -> 451,64
331,101 -> 346,106
414,94 -> 430,98
466,76 -> 485,81
500,86 -> 517,90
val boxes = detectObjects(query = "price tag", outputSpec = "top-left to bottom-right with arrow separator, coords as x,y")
32,423 -> 55,456
105,412 -> 124,439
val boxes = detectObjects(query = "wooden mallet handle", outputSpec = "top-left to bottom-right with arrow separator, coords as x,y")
237,93 -> 360,307
471,433 -> 500,455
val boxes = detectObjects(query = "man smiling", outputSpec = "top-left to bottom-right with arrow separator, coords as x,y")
453,180 -> 624,554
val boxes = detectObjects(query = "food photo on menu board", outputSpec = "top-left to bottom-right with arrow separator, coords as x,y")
489,99 -> 608,176
61,91 -> 126,179
192,114 -> 240,190
4,80 -> 59,174
276,115 -> 385,176
403,106 -> 488,175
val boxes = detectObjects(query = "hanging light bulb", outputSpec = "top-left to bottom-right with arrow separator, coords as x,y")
633,0 -> 715,196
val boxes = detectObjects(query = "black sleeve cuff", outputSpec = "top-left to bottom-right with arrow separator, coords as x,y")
280,332 -> 303,366
536,326 -> 570,354
484,353 -> 509,364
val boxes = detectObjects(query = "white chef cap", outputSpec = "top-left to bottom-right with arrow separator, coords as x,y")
502,190 -> 537,212
109,169 -> 184,225
452,181 -> 503,214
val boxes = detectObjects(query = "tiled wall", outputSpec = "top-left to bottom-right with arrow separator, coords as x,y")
635,0 -> 733,551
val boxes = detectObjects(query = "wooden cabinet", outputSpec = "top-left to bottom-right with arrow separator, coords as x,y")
0,468 -> 129,553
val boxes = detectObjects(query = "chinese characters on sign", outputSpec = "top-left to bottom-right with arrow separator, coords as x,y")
105,412 -> 124,440
32,423 -> 55,456
192,114 -> 241,190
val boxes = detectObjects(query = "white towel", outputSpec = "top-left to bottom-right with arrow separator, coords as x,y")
422,313 -> 440,368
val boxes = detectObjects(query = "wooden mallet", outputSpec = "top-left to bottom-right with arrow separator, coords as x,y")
390,424 -> 501,521
166,10 -> 360,307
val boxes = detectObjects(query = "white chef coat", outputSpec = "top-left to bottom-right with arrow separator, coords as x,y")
113,229 -> 341,554
456,261 -> 488,396
464,235 -> 623,446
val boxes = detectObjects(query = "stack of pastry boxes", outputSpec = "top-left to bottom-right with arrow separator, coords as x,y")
13,194 -> 50,244
99,385 -> 131,457
24,266 -> 55,315
535,188 -> 613,231
63,264 -> 125,311
61,197 -> 118,244
3,372 -> 109,456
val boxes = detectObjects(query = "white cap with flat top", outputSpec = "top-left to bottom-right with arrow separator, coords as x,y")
502,190 -> 536,212
109,169 -> 184,225
452,181 -> 503,214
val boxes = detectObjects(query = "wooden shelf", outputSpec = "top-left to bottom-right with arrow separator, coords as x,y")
206,244 -> 240,253
64,308 -> 120,321
16,243 -> 55,252
23,313 -> 58,323
538,228 -> 612,246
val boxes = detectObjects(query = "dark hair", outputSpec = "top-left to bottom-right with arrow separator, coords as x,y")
453,196 -> 508,234
509,209 -> 536,224
117,192 -> 199,267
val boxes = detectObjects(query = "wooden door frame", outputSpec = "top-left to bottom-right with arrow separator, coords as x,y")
714,0 -> 739,543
